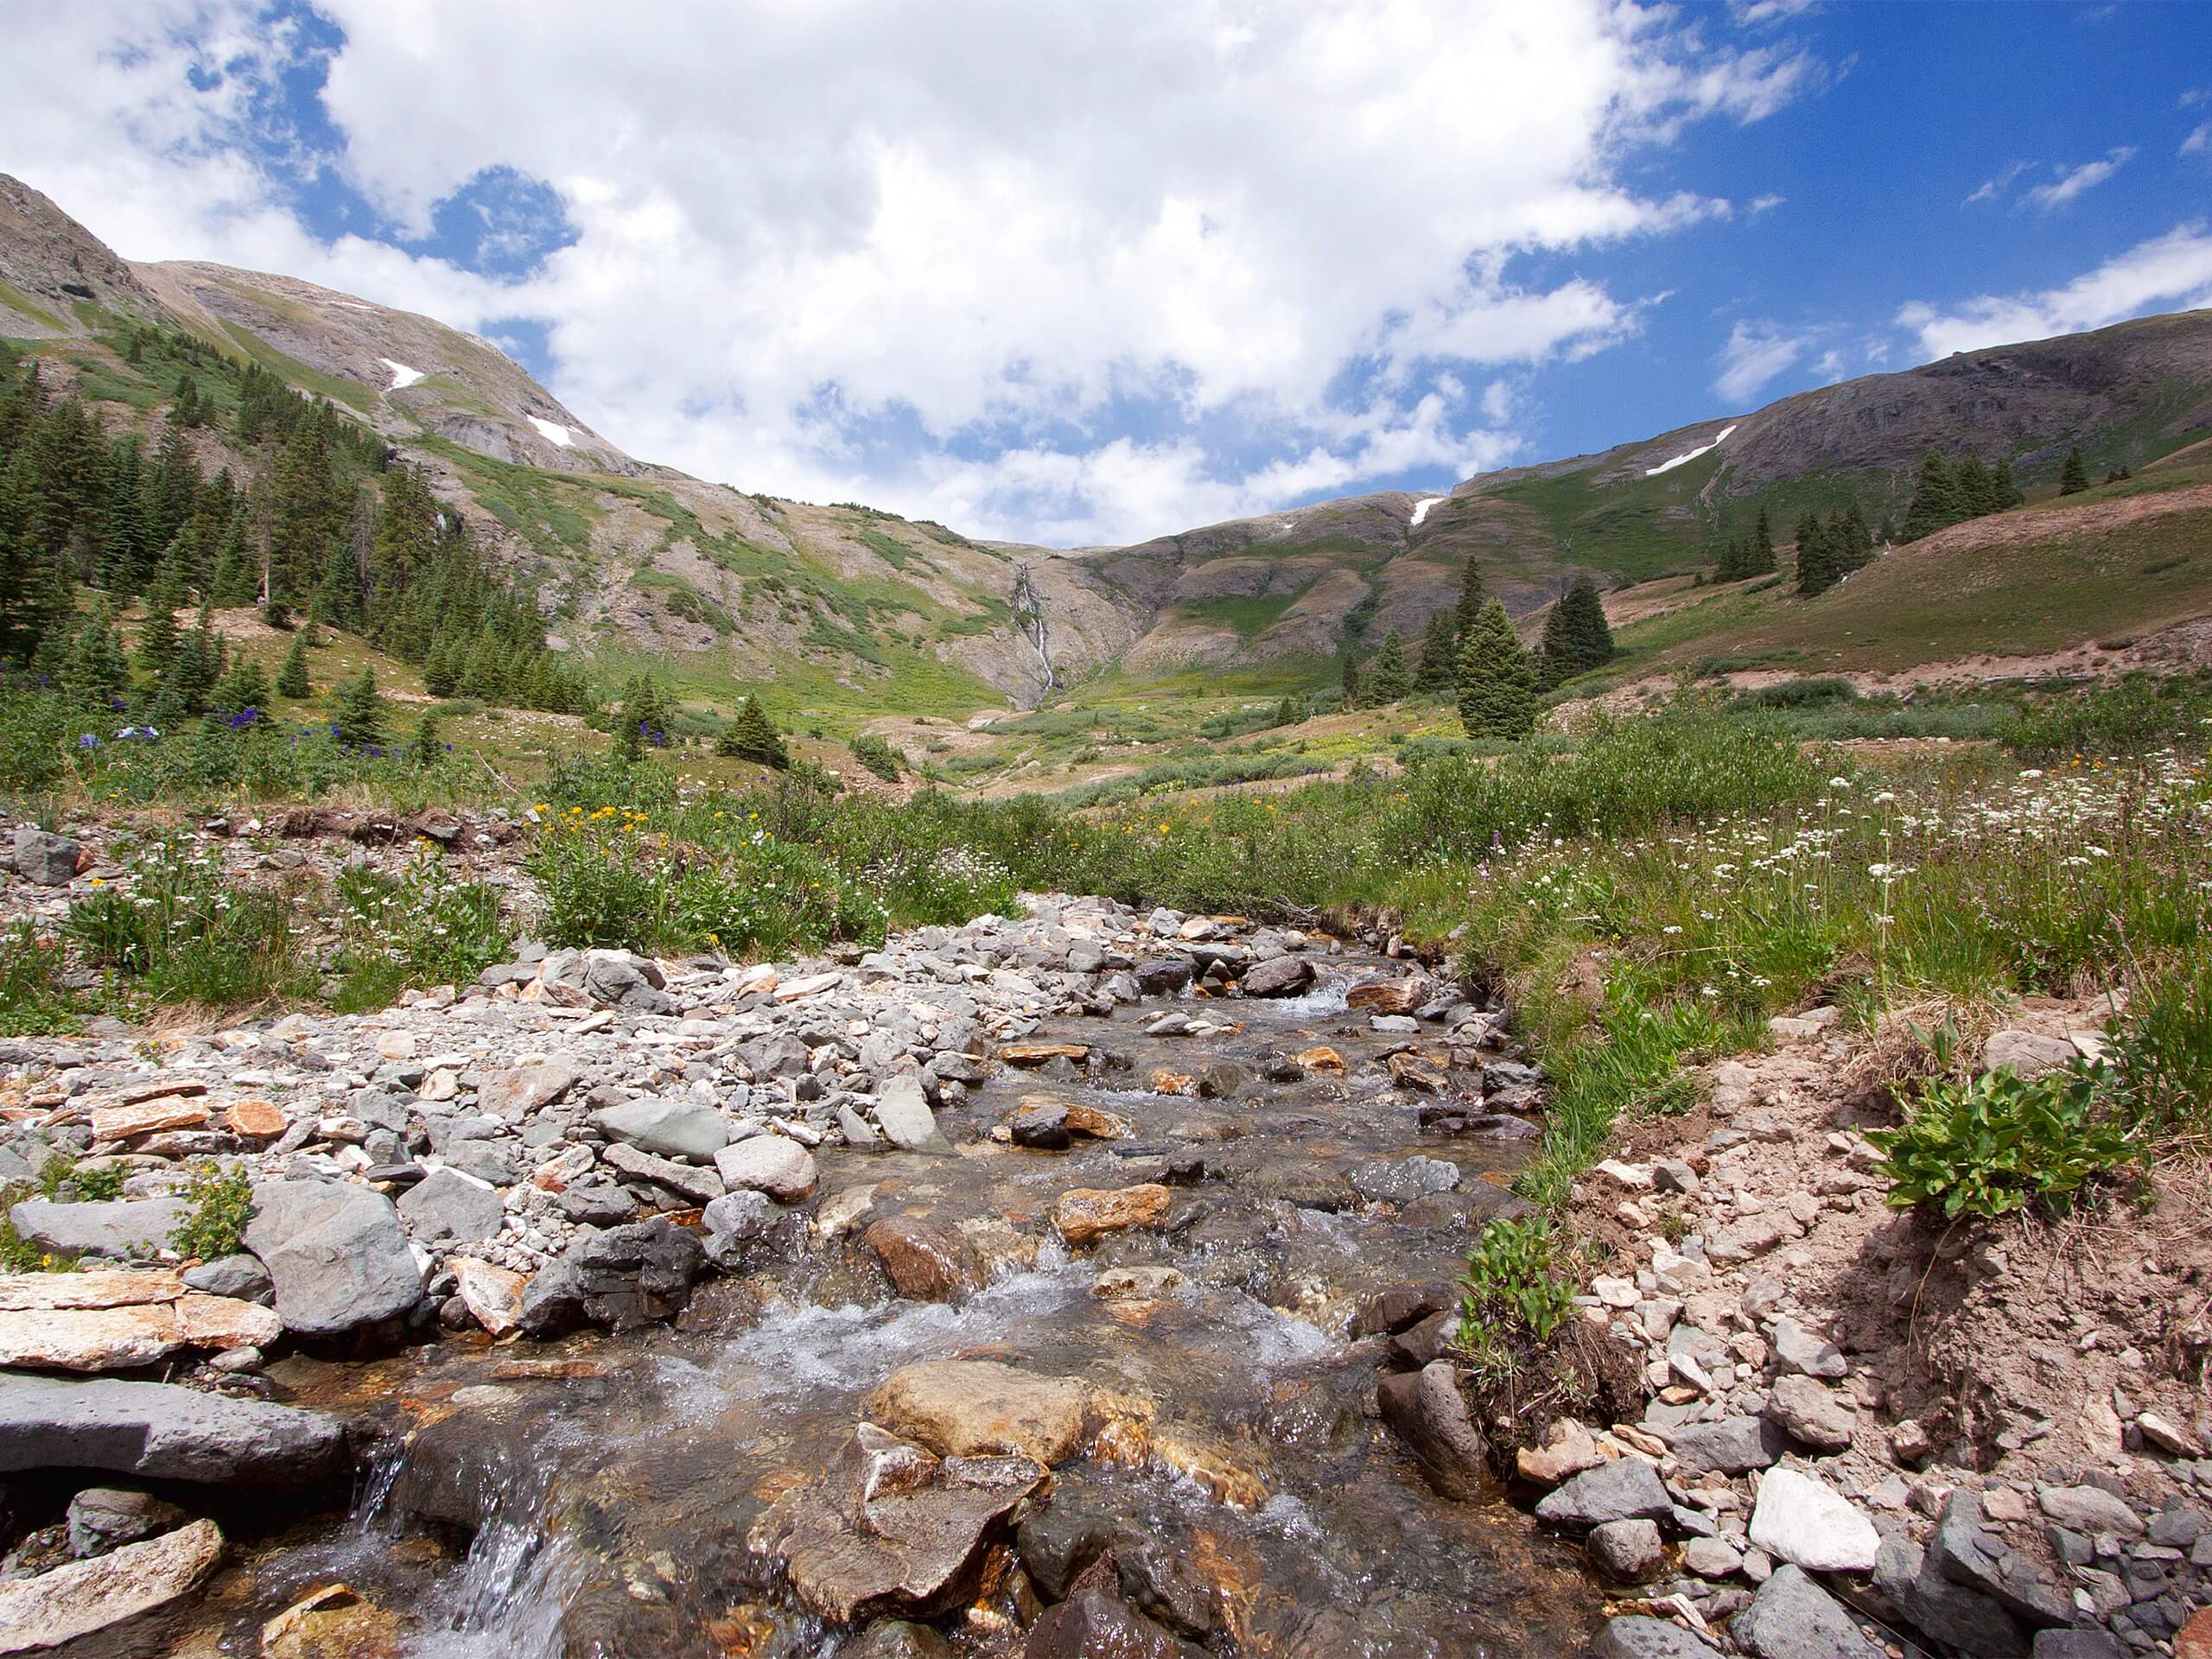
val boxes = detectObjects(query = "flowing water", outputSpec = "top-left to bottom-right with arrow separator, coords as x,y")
156,960 -> 1605,1657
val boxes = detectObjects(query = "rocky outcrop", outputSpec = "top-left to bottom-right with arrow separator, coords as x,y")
0,1375 -> 346,1490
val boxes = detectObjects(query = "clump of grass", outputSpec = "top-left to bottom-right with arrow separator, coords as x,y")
0,922 -> 79,1036
2109,950 -> 2212,1141
64,839 -> 308,1009
330,855 -> 511,1012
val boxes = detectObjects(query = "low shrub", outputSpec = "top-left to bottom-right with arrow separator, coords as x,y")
170,1162 -> 252,1259
1455,1216 -> 1580,1384
0,922 -> 78,1035
64,840 -> 307,1009
1869,1065 -> 2139,1220
330,855 -> 512,1012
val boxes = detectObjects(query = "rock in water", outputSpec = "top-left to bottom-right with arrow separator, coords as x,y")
863,1215 -> 989,1303
244,1180 -> 423,1337
65,1489 -> 186,1560
261,1582 -> 402,1659
1376,1361 -> 1490,1500
1023,1580 -> 1207,1657
1748,1467 -> 1879,1573
1731,1564 -> 1885,1659
874,1076 -> 947,1153
0,1375 -> 345,1490
1587,1518 -> 1664,1583
867,1361 -> 1092,1465
751,1427 -> 1044,1624
1238,956 -> 1313,997
714,1137 -> 819,1202
1053,1185 -> 1170,1247
0,1516 -> 222,1650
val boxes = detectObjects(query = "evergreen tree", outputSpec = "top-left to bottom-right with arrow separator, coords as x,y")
136,567 -> 187,679
62,607 -> 131,708
1414,610 -> 1459,691
422,636 -> 461,698
1367,630 -> 1413,702
1338,647 -> 1361,710
275,629 -> 312,699
1902,450 -> 1967,541
1749,509 -> 1777,575
1796,512 -> 1839,596
2059,446 -> 2088,496
209,659 -> 271,719
409,710 -> 445,768
1839,502 -> 1874,572
717,696 -> 789,768
1538,574 -> 1614,686
1955,453 -> 1999,519
613,674 -> 672,761
331,667 -> 388,747
1452,556 -> 1486,645
1455,600 -> 1537,740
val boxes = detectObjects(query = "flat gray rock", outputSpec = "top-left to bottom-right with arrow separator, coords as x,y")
1875,1535 -> 2026,1659
1534,1455 -> 1670,1530
244,1179 -> 423,1337
590,1095 -> 730,1160
9,1198 -> 188,1259
396,1168 -> 506,1244
1587,1616 -> 1725,1659
1238,955 -> 1313,997
1732,1565 -> 1885,1659
1669,1414 -> 1787,1474
12,827 -> 80,886
0,1516 -> 222,1649
0,1374 -> 345,1489
874,1076 -> 947,1154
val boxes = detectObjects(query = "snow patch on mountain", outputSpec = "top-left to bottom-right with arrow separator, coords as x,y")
1644,424 -> 1736,476
380,358 -> 424,391
528,416 -> 574,448
1408,496 -> 1446,527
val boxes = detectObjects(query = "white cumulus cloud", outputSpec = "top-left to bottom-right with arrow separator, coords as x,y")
2022,147 -> 2137,211
1896,223 -> 2212,358
2,0 -> 1821,545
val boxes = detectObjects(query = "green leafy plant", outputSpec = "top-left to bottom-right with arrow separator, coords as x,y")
169,1162 -> 252,1260
329,855 -> 511,1012
1869,1065 -> 2139,1220
0,922 -> 79,1036
32,1152 -> 124,1203
1455,1216 -> 1579,1382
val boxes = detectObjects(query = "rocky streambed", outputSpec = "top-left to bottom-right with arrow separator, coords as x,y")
0,895 -> 1605,1656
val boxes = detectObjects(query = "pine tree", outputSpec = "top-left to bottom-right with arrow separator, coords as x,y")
1955,454 -> 1998,519
717,696 -> 789,768
1749,509 -> 1777,575
1902,451 -> 1967,541
1367,630 -> 1413,702
409,710 -> 444,768
1338,647 -> 1361,711
62,607 -> 131,709
1414,611 -> 1459,691
1840,502 -> 1874,572
2059,446 -> 2088,496
1455,600 -> 1537,740
1452,556 -> 1486,645
1794,512 -> 1831,596
331,667 -> 388,747
209,659 -> 271,719
1538,574 -> 1614,686
136,576 -> 185,680
614,675 -> 672,761
276,629 -> 312,699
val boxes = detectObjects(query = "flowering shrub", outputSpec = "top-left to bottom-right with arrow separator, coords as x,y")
63,839 -> 307,1007
331,855 -> 512,1011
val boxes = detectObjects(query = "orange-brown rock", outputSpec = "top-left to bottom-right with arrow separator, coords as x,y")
866,1359 -> 1093,1465
226,1098 -> 288,1139
999,1043 -> 1090,1067
1054,1184 -> 1172,1248
862,1214 -> 989,1303
262,1583 -> 402,1659
89,1097 -> 210,1141
0,1272 -> 277,1370
1060,1103 -> 1134,1141
1293,1046 -> 1346,1075
1345,979 -> 1426,1015
1148,1070 -> 1199,1097
1386,1052 -> 1449,1095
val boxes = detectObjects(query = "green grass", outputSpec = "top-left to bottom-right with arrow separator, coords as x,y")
216,320 -> 372,412
0,279 -> 67,334
1169,591 -> 1305,639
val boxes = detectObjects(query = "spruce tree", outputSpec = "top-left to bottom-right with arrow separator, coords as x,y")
1455,601 -> 1537,740
1902,451 -> 1966,541
62,608 -> 131,709
276,630 -> 312,699
1840,503 -> 1874,572
1540,574 -> 1614,684
1415,611 -> 1458,691
331,667 -> 388,747
614,675 -> 671,761
209,659 -> 271,719
1747,509 -> 1776,576
1452,557 -> 1486,645
2059,446 -> 2088,496
1367,630 -> 1413,702
1954,454 -> 1996,519
136,563 -> 188,680
1338,648 -> 1361,711
718,696 -> 789,768
1795,512 -> 1834,596
409,710 -> 444,768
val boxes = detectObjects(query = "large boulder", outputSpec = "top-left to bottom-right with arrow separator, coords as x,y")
8,1198 -> 188,1259
590,1095 -> 730,1161
1376,1361 -> 1490,1500
1875,1535 -> 2027,1659
12,827 -> 81,886
751,1425 -> 1044,1624
1533,1456 -> 1670,1531
867,1361 -> 1092,1465
0,1375 -> 346,1489
1238,956 -> 1313,998
863,1216 -> 988,1304
395,1168 -> 505,1245
244,1180 -> 423,1338
1732,1564 -> 1885,1659
1748,1465 -> 1879,1573
0,1517 -> 222,1650
714,1136 -> 818,1203
518,1217 -> 703,1335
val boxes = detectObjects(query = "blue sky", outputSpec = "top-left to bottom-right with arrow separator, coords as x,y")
7,1 -> 2212,544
